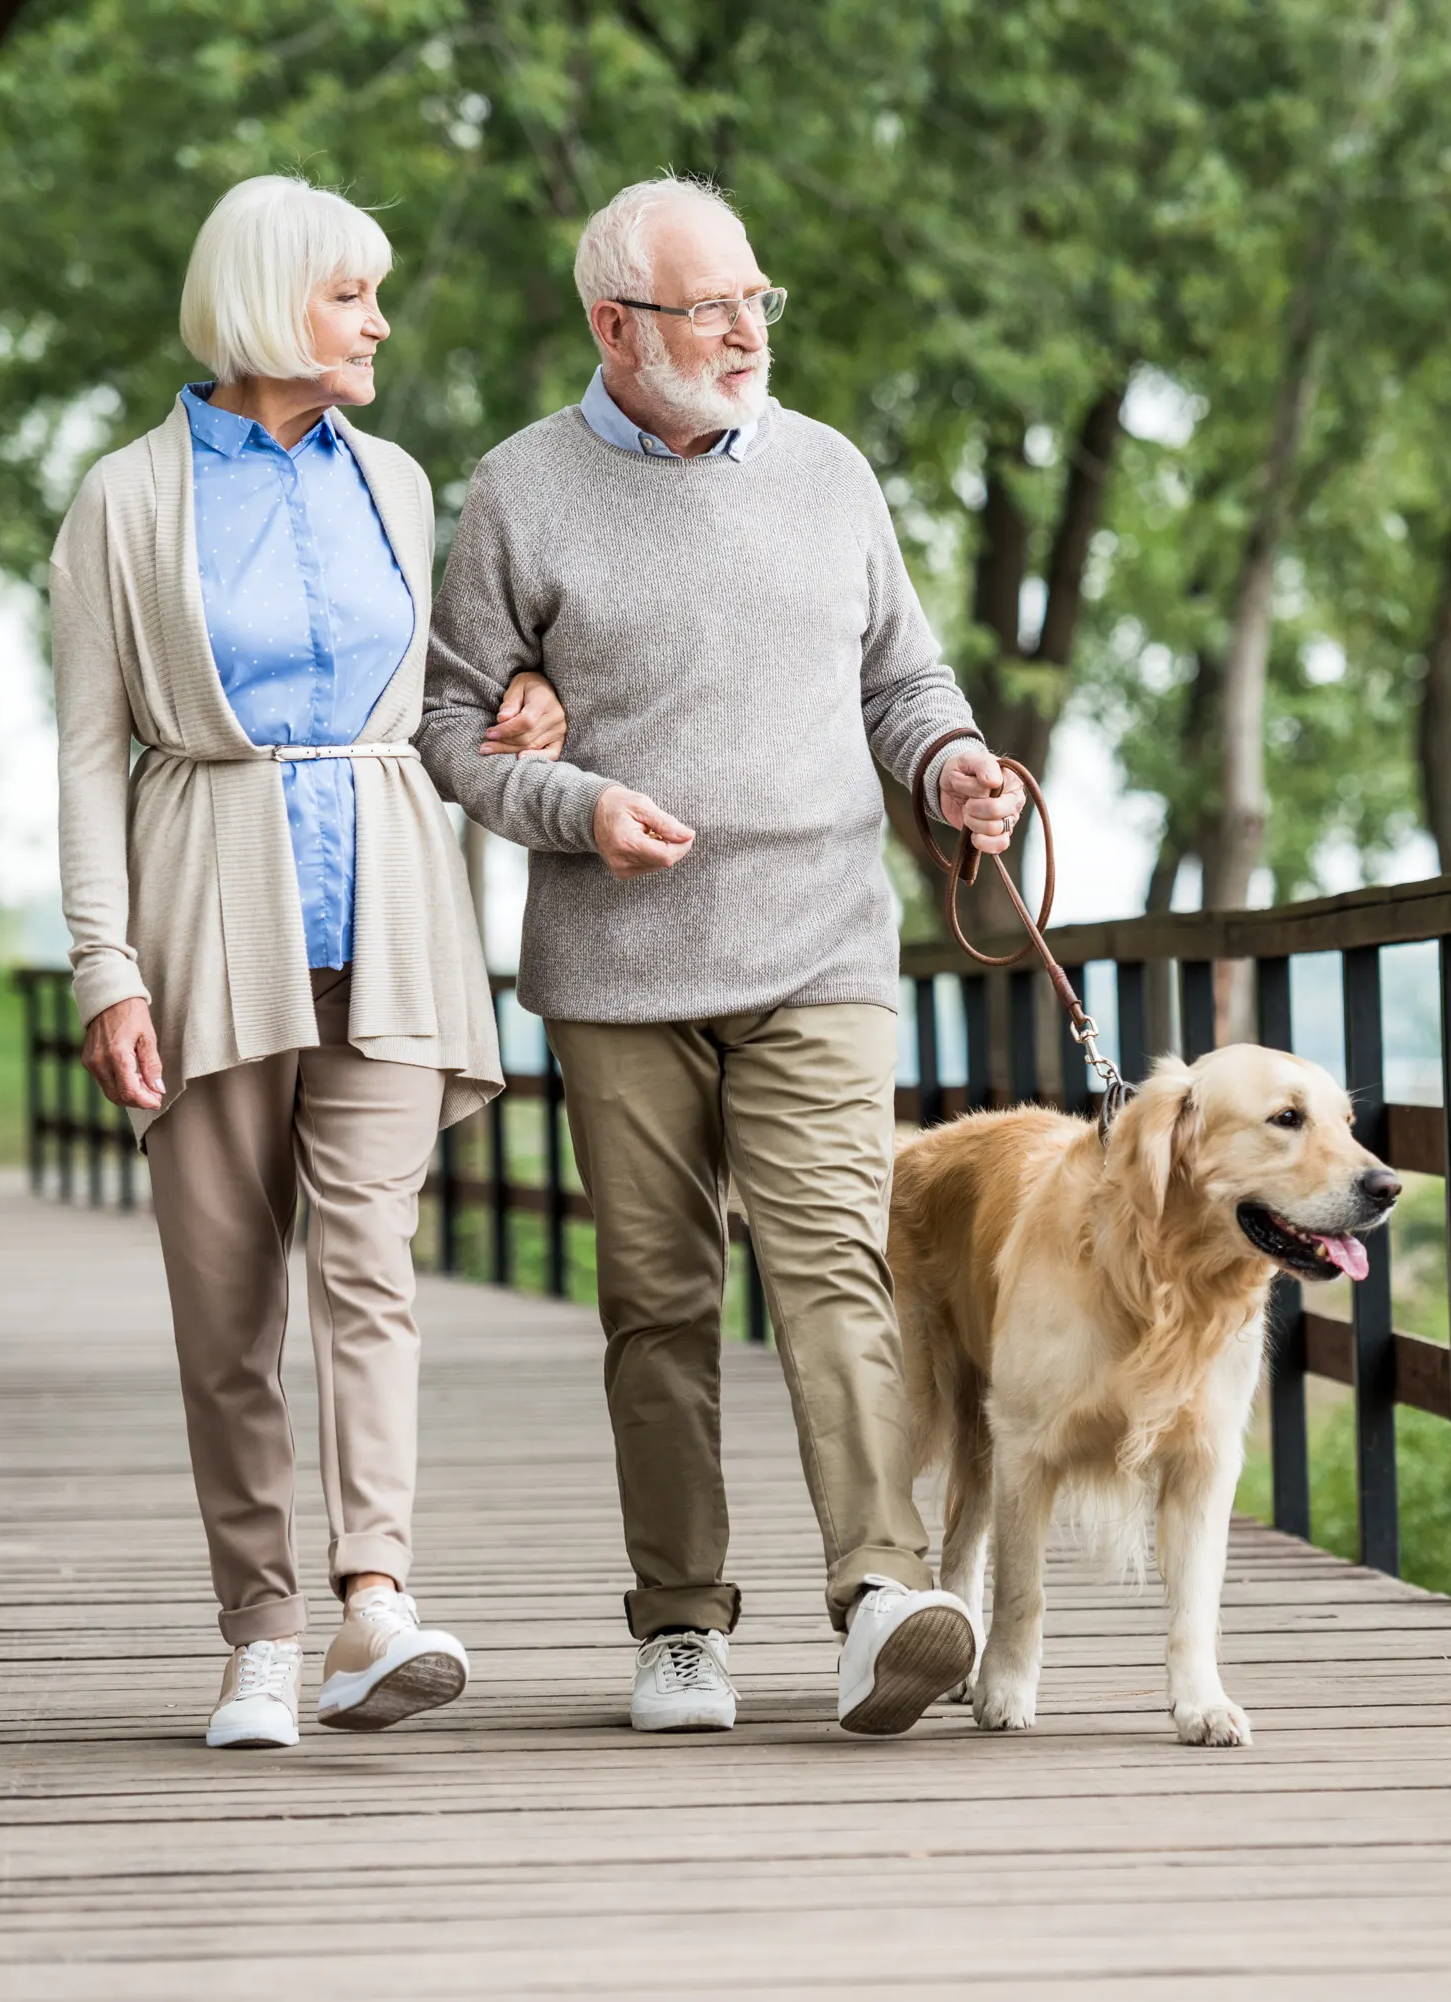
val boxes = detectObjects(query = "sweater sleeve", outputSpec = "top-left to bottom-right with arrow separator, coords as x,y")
853,457 -> 983,822
417,457 -> 617,852
50,485 -> 150,1025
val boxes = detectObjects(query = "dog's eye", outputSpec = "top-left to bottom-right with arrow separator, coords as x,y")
1269,1107 -> 1304,1131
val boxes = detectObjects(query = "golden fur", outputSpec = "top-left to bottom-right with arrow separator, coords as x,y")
888,1042 -> 1396,1746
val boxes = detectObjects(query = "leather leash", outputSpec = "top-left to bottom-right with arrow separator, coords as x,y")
910,728 -> 1135,1137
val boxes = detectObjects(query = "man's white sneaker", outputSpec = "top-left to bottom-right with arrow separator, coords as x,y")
630,1629 -> 737,1732
206,1638 -> 302,1750
317,1587 -> 468,1731
837,1574 -> 976,1736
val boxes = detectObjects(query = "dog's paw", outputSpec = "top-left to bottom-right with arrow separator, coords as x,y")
1173,1699 -> 1253,1748
945,1676 -> 973,1706
973,1677 -> 1036,1732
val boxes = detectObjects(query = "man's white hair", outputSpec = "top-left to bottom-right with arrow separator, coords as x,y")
573,175 -> 744,352
179,174 -> 393,384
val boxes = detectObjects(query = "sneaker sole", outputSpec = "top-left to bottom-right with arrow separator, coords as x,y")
317,1650 -> 467,1732
206,1723 -> 299,1750
630,1709 -> 737,1733
839,1604 -> 976,1737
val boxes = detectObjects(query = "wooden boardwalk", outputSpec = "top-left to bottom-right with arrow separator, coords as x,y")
4,1171 -> 1451,2001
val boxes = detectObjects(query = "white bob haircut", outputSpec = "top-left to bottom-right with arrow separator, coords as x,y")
573,174 -> 743,353
179,174 -> 393,384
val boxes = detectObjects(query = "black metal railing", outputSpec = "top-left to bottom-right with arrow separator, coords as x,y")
15,869 -> 1451,1572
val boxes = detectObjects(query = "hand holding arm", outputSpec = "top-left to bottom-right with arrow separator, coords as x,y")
479,670 -> 567,761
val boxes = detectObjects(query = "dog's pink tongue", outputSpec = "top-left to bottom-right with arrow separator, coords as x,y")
1313,1233 -> 1370,1281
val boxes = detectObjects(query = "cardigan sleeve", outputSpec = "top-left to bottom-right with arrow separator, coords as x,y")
50,484 -> 150,1025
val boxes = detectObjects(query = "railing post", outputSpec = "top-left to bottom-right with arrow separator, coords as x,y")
1180,959 -> 1216,1062
545,1043 -> 568,1298
19,973 -> 42,1196
85,1073 -> 104,1207
1257,954 -> 1310,1540
915,975 -> 942,1127
437,1122 -> 459,1275
488,990 -> 511,1287
52,976 -> 74,1205
962,976 -> 990,1112
1343,944 -> 1398,1575
1116,961 -> 1148,1083
1008,968 -> 1037,1104
745,1232 -> 769,1344
1058,962 -> 1090,1114
116,1097 -> 136,1211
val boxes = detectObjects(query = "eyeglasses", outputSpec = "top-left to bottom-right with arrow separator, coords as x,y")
612,286 -> 788,337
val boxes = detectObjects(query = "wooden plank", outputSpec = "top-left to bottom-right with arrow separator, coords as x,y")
2,1171 -> 1450,2000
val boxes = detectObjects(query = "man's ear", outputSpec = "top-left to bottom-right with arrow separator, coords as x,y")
1110,1056 -> 1200,1219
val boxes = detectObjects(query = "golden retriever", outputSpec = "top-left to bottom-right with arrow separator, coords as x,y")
888,1043 -> 1401,1747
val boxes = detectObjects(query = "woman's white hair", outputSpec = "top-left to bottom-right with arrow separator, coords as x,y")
179,174 -> 393,384
573,175 -> 743,353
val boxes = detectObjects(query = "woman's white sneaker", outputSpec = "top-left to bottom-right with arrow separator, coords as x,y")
837,1575 -> 976,1735
630,1629 -> 736,1731
207,1638 -> 302,1749
317,1586 -> 468,1731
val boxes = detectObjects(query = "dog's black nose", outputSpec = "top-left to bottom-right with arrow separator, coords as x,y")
1360,1168 -> 1402,1209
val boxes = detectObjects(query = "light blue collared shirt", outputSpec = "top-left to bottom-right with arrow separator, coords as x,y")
579,366 -> 756,461
181,382 -> 415,969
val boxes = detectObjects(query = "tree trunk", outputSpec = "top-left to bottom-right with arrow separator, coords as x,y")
1201,271 -> 1323,913
1418,531 -> 1451,871
896,386 -> 1125,941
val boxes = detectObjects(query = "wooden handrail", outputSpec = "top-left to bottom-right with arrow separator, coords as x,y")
901,870 -> 1451,977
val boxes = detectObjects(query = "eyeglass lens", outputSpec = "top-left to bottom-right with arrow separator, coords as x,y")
690,288 -> 787,334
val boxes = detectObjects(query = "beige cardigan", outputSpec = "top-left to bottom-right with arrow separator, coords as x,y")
50,396 -> 503,1142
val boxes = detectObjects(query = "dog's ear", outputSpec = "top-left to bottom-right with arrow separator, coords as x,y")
1110,1056 -> 1200,1219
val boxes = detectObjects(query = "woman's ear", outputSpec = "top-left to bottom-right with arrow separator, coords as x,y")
1110,1056 -> 1200,1219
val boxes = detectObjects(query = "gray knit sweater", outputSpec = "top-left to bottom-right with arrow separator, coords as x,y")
418,399 -> 981,1023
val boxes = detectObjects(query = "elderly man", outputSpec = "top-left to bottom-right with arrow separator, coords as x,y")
418,175 -> 1026,1735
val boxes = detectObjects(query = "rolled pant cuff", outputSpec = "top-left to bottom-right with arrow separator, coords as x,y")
219,1592 -> 308,1645
329,1534 -> 412,1600
626,1582 -> 742,1640
826,1547 -> 934,1632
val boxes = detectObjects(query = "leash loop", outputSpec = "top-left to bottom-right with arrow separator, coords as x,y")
910,728 -> 1135,1137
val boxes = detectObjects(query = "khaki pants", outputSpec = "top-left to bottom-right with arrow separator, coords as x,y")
146,967 -> 445,1644
547,1003 -> 930,1638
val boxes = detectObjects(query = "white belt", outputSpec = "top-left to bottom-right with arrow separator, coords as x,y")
268,743 -> 419,762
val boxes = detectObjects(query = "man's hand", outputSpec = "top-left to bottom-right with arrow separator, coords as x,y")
939,742 -> 1028,855
592,786 -> 695,880
83,996 -> 165,1111
479,671 -> 567,761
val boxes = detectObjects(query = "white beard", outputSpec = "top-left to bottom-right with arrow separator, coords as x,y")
633,324 -> 771,432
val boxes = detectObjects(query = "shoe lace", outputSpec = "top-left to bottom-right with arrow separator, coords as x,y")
235,1640 -> 298,1700
351,1589 -> 420,1641
638,1632 -> 733,1694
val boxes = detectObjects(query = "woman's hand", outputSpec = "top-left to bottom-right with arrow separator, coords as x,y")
83,997 -> 166,1111
479,672 -> 567,762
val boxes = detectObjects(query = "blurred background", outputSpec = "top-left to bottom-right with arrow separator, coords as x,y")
2,0 -> 1448,1579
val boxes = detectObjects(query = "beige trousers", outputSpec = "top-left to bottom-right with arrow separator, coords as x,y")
547,1003 -> 930,1638
146,967 -> 445,1643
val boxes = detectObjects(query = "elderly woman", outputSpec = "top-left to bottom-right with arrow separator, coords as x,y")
51,175 -> 563,1749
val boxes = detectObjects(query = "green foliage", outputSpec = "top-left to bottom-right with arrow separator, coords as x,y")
4,0 -> 1451,890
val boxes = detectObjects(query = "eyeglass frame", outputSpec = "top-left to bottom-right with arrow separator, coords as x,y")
611,286 -> 788,335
